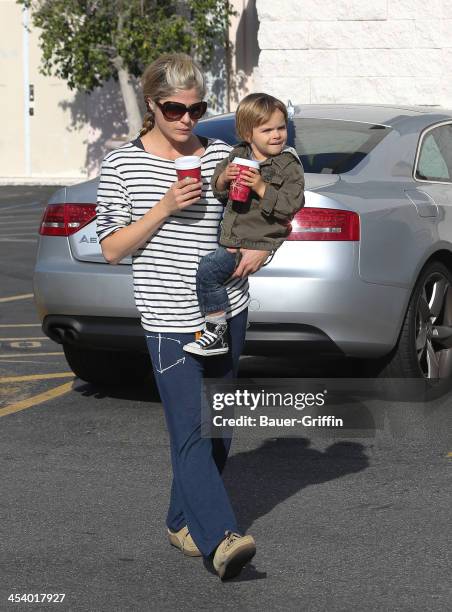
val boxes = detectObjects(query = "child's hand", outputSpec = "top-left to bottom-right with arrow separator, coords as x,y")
216,163 -> 240,192
238,168 -> 267,199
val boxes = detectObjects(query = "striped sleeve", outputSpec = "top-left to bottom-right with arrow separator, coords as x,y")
96,158 -> 132,243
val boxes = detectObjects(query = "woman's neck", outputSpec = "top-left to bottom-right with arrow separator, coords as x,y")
140,128 -> 202,160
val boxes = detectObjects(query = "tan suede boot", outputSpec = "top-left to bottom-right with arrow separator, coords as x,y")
213,531 -> 256,580
167,526 -> 202,557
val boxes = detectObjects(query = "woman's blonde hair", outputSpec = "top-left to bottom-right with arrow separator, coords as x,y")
236,93 -> 288,142
139,53 -> 206,136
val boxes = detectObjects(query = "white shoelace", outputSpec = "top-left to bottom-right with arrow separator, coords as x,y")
197,330 -> 218,347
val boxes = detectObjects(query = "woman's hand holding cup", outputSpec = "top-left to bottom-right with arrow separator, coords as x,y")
161,177 -> 202,214
160,154 -> 203,214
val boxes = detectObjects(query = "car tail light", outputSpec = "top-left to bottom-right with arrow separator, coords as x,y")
39,203 -> 97,236
288,207 -> 360,241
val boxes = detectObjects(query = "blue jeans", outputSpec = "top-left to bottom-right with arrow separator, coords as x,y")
144,308 -> 247,557
196,246 -> 239,315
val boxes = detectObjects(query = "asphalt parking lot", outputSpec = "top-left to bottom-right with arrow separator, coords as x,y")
0,186 -> 451,611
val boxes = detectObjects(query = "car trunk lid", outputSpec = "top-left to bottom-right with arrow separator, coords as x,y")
69,174 -> 341,264
69,219 -> 132,264
304,173 -> 341,190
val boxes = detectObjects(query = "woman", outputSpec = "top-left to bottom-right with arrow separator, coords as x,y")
96,53 -> 269,580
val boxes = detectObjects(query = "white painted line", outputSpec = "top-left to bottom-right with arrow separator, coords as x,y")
0,231 -> 39,238
0,337 -> 49,341
0,294 -> 34,303
0,228 -> 40,232
0,352 -> 64,358
2,222 -> 40,227
0,234 -> 38,238
0,202 -> 44,213
0,324 -> 41,328
0,236 -> 39,240
0,239 -> 38,243
0,359 -> 55,364
0,218 -> 42,225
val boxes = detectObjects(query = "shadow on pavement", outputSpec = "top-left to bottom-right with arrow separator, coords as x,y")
224,438 -> 368,534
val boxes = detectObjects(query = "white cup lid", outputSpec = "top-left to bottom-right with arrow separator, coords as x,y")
232,157 -> 260,169
174,156 -> 202,169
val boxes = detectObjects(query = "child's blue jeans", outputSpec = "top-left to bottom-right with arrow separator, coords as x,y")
196,246 -> 239,315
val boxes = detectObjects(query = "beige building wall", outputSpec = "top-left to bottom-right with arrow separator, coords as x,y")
0,0 -> 93,183
1,0 -> 26,178
28,22 -> 91,182
0,0 -> 128,184
0,1 -> 253,183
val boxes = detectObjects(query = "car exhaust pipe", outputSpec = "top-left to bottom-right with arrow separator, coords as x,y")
47,325 -> 79,344
48,326 -> 64,343
63,328 -> 78,344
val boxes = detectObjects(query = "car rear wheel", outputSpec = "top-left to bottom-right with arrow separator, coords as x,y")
374,261 -> 452,380
63,344 -> 152,386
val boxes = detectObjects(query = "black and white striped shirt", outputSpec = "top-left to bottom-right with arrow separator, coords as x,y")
96,137 -> 249,333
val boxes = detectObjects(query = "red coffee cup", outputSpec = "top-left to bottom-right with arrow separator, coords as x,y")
229,157 -> 260,202
175,156 -> 202,182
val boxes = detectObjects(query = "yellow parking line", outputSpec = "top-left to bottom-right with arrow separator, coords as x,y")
0,324 -> 41,328
0,294 -> 34,303
0,379 -> 75,418
0,352 -> 64,358
0,372 -> 73,384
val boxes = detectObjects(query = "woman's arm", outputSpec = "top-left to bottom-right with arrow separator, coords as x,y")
100,177 -> 202,265
100,202 -> 170,265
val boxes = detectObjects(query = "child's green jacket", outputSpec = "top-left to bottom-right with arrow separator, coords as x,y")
211,141 -> 305,251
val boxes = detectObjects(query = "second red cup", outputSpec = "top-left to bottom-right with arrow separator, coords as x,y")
229,157 -> 260,202
175,156 -> 202,182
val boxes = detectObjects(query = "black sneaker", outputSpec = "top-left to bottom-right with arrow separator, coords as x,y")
183,321 -> 229,356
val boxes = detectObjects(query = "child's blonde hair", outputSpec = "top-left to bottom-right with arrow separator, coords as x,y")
139,53 -> 206,136
236,93 -> 288,141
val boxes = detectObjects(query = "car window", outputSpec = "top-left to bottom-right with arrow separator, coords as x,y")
292,119 -> 391,174
415,124 -> 452,182
194,119 -> 239,146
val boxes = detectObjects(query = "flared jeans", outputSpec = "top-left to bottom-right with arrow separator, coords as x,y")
145,308 -> 247,556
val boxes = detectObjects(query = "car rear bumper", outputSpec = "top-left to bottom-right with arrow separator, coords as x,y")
34,239 -> 410,359
42,314 -> 343,357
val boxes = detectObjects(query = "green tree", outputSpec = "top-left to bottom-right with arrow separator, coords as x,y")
18,0 -> 235,138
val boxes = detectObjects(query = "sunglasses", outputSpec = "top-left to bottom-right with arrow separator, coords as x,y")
154,100 -> 208,121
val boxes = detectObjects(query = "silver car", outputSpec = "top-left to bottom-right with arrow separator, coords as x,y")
33,104 -> 452,384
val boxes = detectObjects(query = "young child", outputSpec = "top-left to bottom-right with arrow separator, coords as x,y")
183,93 -> 305,357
